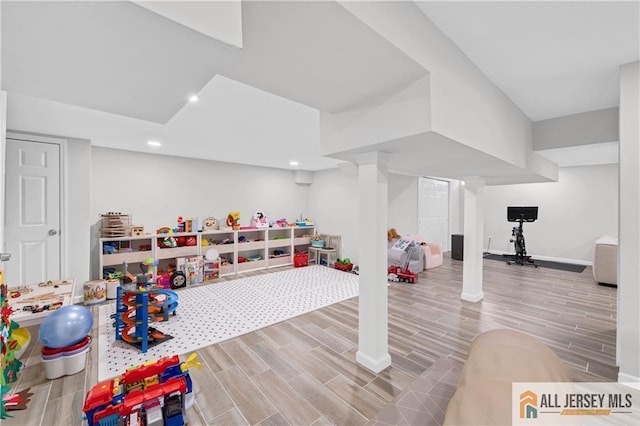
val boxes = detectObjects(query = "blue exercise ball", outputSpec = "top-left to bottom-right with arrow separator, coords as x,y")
38,305 -> 93,348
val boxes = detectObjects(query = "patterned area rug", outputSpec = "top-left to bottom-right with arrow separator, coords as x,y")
97,266 -> 358,381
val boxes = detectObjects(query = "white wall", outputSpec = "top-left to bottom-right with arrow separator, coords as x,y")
483,164 -> 618,263
90,147 -> 311,276
534,107 -> 619,150
388,174 -> 419,236
307,168 -> 358,262
308,168 -> 418,264
91,147 -> 311,231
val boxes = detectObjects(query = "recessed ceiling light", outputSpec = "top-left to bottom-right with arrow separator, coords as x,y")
147,140 -> 162,147
189,95 -> 199,102
289,161 -> 299,166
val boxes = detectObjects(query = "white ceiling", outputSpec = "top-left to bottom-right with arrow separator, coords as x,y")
2,1 -> 638,172
2,1 -> 239,123
416,1 -> 640,122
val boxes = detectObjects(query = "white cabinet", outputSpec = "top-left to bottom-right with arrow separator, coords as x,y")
98,226 -> 315,281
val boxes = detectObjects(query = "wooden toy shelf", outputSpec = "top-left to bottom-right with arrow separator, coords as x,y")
98,226 -> 315,280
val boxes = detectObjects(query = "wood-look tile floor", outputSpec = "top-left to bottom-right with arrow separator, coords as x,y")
4,254 -> 617,425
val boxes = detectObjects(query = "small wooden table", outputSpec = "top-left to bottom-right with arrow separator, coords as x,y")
7,279 -> 76,327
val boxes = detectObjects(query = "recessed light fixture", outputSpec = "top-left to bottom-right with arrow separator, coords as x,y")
189,95 -> 199,103
289,161 -> 299,166
147,140 -> 162,147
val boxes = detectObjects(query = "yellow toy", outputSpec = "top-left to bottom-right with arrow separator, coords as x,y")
226,211 -> 241,230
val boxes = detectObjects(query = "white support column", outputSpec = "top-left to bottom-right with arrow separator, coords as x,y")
356,151 -> 391,373
0,91 -> 6,254
461,177 -> 485,302
617,61 -> 640,384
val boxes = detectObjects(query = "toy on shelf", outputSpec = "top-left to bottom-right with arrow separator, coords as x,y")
83,353 -> 201,426
131,225 -> 144,237
176,257 -> 202,286
274,218 -> 289,228
226,211 -> 241,230
185,217 -> 198,233
100,212 -> 131,238
252,209 -> 269,228
155,227 -> 179,249
202,217 -> 220,231
295,215 -> 314,227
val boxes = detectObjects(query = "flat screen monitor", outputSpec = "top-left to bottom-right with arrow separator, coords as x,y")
507,206 -> 538,222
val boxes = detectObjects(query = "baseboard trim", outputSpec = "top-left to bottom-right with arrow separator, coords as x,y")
356,350 -> 391,373
487,250 -> 592,266
461,292 -> 484,302
619,372 -> 640,389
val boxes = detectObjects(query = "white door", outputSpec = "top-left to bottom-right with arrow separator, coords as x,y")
418,177 -> 449,251
4,138 -> 61,285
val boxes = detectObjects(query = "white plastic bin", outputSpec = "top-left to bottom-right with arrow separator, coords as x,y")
42,347 -> 89,379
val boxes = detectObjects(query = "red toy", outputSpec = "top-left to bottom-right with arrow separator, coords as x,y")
387,264 -> 418,283
83,353 -> 200,426
387,242 -> 419,283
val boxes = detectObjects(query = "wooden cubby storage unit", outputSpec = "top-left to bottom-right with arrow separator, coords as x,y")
100,235 -> 154,278
201,229 -> 235,277
293,226 -> 313,253
98,226 -> 315,280
237,228 -> 267,273
267,227 -> 292,268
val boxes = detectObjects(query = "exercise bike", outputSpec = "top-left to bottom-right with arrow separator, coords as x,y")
503,206 -> 539,268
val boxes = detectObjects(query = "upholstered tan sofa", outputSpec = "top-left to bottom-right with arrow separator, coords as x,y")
593,235 -> 618,286
444,329 -> 572,425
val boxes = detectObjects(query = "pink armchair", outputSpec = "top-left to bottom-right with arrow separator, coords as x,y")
423,242 -> 444,269
404,235 -> 444,270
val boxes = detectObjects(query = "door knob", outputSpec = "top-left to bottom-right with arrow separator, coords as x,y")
48,229 -> 58,236
0,253 -> 10,262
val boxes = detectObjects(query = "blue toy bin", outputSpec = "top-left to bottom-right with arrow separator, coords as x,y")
311,240 -> 325,248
